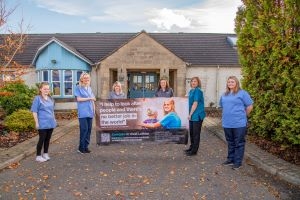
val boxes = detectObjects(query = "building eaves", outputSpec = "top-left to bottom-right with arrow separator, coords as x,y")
12,32 -> 239,66
31,37 -> 93,66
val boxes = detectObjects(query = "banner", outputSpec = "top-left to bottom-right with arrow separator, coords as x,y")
95,97 -> 188,144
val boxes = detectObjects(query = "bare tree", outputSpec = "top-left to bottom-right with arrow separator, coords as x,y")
0,0 -> 30,84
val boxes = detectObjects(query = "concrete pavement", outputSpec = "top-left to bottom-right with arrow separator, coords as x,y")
204,117 -> 300,187
0,117 -> 299,187
0,119 -> 79,171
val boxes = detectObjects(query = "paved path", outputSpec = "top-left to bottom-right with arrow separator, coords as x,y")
204,118 -> 300,187
0,119 -> 78,171
0,118 -> 299,199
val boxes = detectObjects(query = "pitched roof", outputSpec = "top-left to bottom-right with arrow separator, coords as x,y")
150,33 -> 239,65
12,32 -> 239,66
31,37 -> 93,65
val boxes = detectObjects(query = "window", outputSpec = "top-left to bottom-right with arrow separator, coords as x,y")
76,70 -> 84,85
0,70 -> 16,81
37,69 -> 87,98
2,74 -> 16,81
64,70 -> 73,95
226,36 -> 237,48
145,75 -> 155,90
52,70 -> 61,96
42,71 -> 49,82
133,75 -> 143,90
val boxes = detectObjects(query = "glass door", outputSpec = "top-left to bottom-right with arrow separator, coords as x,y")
128,72 -> 158,98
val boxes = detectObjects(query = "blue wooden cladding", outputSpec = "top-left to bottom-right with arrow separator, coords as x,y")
34,40 -> 91,98
35,42 -> 91,71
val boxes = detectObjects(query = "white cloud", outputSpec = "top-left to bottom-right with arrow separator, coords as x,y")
148,8 -> 191,30
33,0 -> 89,15
30,0 -> 242,33
147,0 -> 242,32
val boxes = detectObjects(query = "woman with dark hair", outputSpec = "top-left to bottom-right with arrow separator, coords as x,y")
31,82 -> 57,162
155,78 -> 173,97
184,76 -> 206,156
75,72 -> 96,154
220,76 -> 253,169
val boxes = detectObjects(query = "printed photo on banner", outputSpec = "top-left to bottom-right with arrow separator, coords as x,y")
95,97 -> 188,131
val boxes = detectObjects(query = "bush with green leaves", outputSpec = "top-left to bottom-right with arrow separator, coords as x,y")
235,1 -> 300,146
4,109 -> 35,133
0,81 -> 37,115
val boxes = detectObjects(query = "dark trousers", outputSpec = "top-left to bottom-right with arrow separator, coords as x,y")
36,129 -> 53,156
79,117 -> 93,151
188,120 -> 203,154
224,127 -> 247,166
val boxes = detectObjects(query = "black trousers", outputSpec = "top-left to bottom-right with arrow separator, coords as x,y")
188,120 -> 203,153
36,129 -> 53,156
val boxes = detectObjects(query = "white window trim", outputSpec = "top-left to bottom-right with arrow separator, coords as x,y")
51,69 -> 61,96
63,70 -> 73,96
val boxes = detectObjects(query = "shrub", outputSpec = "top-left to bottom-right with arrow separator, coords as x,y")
0,81 -> 37,115
4,109 -> 35,133
235,1 -> 300,146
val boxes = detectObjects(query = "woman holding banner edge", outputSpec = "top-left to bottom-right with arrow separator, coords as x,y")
184,76 -> 206,156
75,72 -> 96,154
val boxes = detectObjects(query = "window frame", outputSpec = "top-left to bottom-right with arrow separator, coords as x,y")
51,70 -> 61,96
37,69 -> 87,98
63,70 -> 73,96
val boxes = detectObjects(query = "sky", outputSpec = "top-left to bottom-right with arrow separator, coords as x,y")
3,0 -> 243,34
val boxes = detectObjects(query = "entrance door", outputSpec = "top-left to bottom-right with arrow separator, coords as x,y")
128,72 -> 158,98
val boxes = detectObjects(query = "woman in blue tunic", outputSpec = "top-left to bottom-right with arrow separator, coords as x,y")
75,72 -> 96,154
31,82 -> 57,162
219,76 -> 253,169
184,77 -> 206,156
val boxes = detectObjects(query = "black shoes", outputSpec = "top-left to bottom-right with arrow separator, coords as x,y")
77,149 -> 91,154
77,149 -> 85,154
185,151 -> 197,156
85,149 -> 91,153
222,160 -> 241,169
184,147 -> 197,156
231,165 -> 242,170
222,160 -> 234,166
184,148 -> 192,153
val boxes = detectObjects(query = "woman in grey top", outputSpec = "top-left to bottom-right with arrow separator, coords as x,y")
108,81 -> 126,99
155,78 -> 173,97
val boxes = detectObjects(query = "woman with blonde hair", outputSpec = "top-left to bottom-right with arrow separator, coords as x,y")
75,72 -> 96,154
220,76 -> 253,169
108,81 -> 126,99
31,82 -> 57,162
